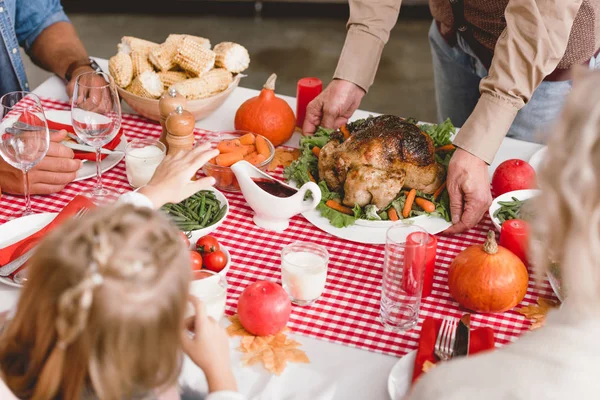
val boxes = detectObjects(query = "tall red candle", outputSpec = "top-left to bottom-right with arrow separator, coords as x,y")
296,77 -> 322,129
406,232 -> 437,298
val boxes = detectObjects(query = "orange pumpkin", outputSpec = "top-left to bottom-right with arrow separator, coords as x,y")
447,231 -> 529,313
234,73 -> 296,146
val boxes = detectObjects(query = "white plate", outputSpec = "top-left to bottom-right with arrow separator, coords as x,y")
0,212 -> 57,288
301,209 -> 451,245
387,350 -> 416,400
528,146 -> 548,174
488,189 -> 541,231
44,110 -> 126,182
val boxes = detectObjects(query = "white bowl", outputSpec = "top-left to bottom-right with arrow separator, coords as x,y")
489,189 -> 541,231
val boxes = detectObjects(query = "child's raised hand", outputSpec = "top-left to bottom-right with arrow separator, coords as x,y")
182,296 -> 237,393
138,142 -> 219,208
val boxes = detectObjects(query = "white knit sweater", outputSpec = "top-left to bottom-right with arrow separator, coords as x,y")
407,302 -> 600,400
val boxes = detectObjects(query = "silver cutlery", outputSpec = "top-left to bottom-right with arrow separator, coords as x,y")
434,316 -> 457,361
11,122 -> 87,145
62,141 -> 120,156
0,208 -> 89,278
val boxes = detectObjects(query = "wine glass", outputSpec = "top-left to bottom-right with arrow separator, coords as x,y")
71,71 -> 122,203
0,92 -> 50,217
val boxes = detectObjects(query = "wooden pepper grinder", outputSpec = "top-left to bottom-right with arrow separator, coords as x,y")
165,106 -> 195,155
159,88 -> 187,148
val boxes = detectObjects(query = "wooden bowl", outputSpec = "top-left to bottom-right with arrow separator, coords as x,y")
117,74 -> 242,122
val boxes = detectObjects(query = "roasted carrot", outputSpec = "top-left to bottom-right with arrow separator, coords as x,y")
388,207 -> 399,221
216,152 -> 243,167
325,199 -> 354,215
217,139 -> 242,153
435,144 -> 456,153
433,181 -> 446,201
255,135 -> 271,158
340,124 -> 350,139
312,146 -> 321,157
244,152 -> 267,165
415,197 -> 436,213
308,171 -> 316,183
402,188 -> 417,218
239,133 -> 256,145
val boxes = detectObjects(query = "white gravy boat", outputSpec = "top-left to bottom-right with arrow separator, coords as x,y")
231,160 -> 321,232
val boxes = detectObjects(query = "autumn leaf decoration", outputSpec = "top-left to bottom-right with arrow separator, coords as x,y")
516,297 -> 559,330
227,315 -> 310,375
267,148 -> 301,171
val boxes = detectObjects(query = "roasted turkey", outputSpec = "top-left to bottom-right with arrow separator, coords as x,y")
318,115 -> 445,209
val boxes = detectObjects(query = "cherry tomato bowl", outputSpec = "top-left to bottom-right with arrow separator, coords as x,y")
188,243 -> 231,277
488,189 -> 541,232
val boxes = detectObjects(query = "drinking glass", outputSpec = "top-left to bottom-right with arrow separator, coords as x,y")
71,71 -> 122,203
380,223 -> 429,331
281,241 -> 329,306
0,92 -> 50,217
188,270 -> 228,321
125,138 -> 166,188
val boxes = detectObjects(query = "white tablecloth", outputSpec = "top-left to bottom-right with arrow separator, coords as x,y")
0,58 -> 543,400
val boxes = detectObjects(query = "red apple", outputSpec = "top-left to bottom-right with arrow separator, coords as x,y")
491,159 -> 536,197
237,281 -> 291,336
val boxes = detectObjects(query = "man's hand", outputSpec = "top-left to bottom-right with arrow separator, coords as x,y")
66,65 -> 96,99
302,79 -> 366,135
444,148 -> 492,234
0,130 -> 81,195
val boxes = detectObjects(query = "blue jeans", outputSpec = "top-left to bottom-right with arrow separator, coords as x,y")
427,21 -> 573,144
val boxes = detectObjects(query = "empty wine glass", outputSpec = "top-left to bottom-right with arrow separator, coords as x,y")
71,71 -> 122,203
0,92 -> 50,217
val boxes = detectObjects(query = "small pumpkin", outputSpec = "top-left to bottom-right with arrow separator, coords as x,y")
234,73 -> 296,146
447,231 -> 529,313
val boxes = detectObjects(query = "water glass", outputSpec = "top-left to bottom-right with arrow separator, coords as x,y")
125,138 -> 166,188
380,224 -> 428,331
187,270 -> 228,321
0,92 -> 50,216
281,241 -> 329,306
71,71 -> 122,203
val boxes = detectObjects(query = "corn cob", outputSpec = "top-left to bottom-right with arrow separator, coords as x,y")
108,52 -> 133,88
159,70 -> 189,89
166,34 -> 211,50
174,36 -> 216,77
149,40 -> 178,71
126,71 -> 163,98
170,68 -> 233,100
131,50 -> 154,77
118,36 -> 159,55
214,42 -> 250,73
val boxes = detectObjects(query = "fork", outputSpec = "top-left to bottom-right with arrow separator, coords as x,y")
0,207 -> 89,278
434,317 -> 458,361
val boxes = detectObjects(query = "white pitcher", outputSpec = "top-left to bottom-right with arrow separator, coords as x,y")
231,160 -> 321,232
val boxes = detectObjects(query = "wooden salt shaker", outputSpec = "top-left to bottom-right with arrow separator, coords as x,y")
159,88 -> 187,148
165,106 -> 195,155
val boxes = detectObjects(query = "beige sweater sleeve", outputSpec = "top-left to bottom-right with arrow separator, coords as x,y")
454,0 -> 584,164
333,0 -> 403,92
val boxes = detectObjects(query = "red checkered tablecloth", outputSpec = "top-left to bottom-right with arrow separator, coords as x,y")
0,98 -> 557,358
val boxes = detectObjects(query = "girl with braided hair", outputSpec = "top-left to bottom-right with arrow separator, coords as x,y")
0,143 -> 244,400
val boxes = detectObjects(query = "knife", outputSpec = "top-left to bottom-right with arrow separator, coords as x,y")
62,141 -> 119,156
453,313 -> 470,357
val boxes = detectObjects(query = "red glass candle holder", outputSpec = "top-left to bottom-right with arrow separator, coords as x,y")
407,232 -> 438,298
296,77 -> 322,129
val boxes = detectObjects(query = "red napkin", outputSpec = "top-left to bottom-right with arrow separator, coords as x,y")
0,196 -> 95,277
411,317 -> 495,384
46,119 -> 124,162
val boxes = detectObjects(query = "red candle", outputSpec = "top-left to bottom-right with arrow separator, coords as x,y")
406,232 -> 437,298
296,77 -> 323,129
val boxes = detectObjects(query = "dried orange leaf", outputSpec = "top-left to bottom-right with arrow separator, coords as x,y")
516,297 -> 559,330
268,148 -> 301,171
422,360 -> 437,373
226,315 -> 253,337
